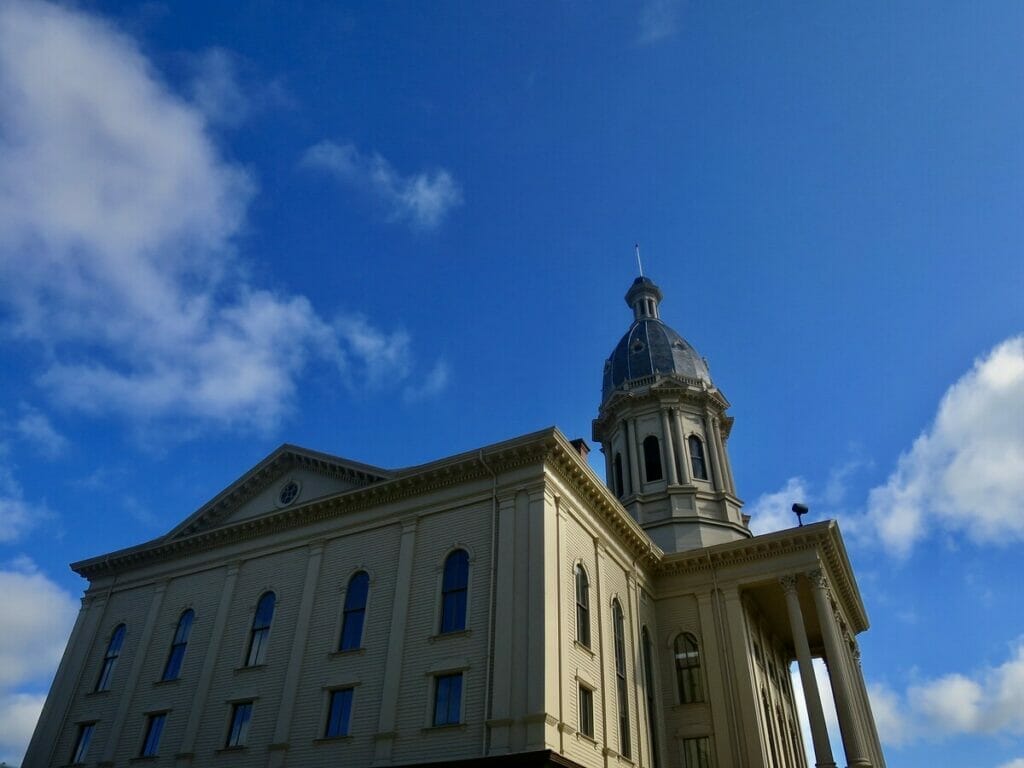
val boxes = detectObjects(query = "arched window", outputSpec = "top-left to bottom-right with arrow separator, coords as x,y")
613,452 -> 625,497
612,599 -> 631,758
641,627 -> 659,767
95,624 -> 126,692
440,550 -> 469,633
339,571 -> 369,650
574,564 -> 590,647
643,435 -> 663,482
675,632 -> 703,703
246,592 -> 276,666
688,435 -> 708,480
161,609 -> 194,681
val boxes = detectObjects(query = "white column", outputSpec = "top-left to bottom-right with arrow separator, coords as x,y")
780,576 -> 836,768
672,409 -> 691,484
659,409 -> 679,485
850,643 -> 887,768
627,419 -> 642,494
177,563 -> 240,766
373,518 -> 418,765
101,580 -> 168,765
703,413 -> 723,491
711,417 -> 735,495
268,541 -> 325,767
809,569 -> 872,768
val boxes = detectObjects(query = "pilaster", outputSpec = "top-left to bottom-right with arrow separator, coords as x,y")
176,563 -> 239,766
372,518 -> 418,765
23,590 -> 106,767
722,588 -> 762,767
267,541 -> 325,767
100,579 -> 168,765
487,494 -> 519,754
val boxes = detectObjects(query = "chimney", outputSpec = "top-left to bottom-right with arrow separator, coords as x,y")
569,438 -> 590,461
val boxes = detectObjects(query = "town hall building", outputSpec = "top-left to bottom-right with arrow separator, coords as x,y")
25,276 -> 885,768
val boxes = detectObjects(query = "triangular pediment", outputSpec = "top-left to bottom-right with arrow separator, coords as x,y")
166,444 -> 392,540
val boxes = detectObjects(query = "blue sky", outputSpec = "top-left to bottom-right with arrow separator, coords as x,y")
0,1 -> 1022,765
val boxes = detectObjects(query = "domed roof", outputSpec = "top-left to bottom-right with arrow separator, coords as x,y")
601,277 -> 711,403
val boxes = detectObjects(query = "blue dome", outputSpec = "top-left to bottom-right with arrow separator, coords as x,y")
601,277 -> 711,403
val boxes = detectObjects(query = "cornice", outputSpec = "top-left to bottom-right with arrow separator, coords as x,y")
594,376 -> 731,435
543,433 -> 664,569
170,444 -> 391,539
73,430 -> 561,579
656,520 -> 869,632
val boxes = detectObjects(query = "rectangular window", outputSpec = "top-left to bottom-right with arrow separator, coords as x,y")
682,736 -> 712,768
324,688 -> 354,738
70,722 -> 95,765
433,673 -> 463,726
140,713 -> 166,757
226,702 -> 253,748
578,684 -> 594,738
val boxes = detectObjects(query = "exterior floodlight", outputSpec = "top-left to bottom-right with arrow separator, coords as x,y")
792,503 -> 808,527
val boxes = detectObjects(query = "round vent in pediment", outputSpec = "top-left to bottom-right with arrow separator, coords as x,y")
277,479 -> 301,507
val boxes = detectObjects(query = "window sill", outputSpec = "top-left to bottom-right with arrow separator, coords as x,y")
154,677 -> 180,686
314,735 -> 354,744
422,723 -> 467,733
671,701 -> 707,710
216,746 -> 248,754
574,640 -> 595,656
85,689 -> 111,697
329,648 -> 366,658
575,732 -> 599,747
234,663 -> 267,673
429,629 -> 472,642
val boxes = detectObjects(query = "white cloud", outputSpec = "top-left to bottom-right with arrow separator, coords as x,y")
188,47 -> 251,127
867,639 -> 1024,745
0,1 -> 446,433
303,140 -> 463,230
187,47 -> 291,128
14,405 -> 68,458
867,681 -> 910,747
404,360 -> 450,403
746,476 -> 810,535
865,336 -> 1024,557
638,0 -> 682,45
997,759 -> 1024,768
0,691 -> 48,766
0,463 -> 46,542
0,558 -> 79,765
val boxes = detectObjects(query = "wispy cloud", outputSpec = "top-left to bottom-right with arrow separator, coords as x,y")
303,140 -> 463,231
0,557 -> 78,765
868,638 -> 1024,745
0,463 -> 48,543
637,0 -> 683,45
0,1 -> 446,434
864,335 -> 1024,557
404,360 -> 450,403
186,47 -> 291,128
13,405 -> 68,459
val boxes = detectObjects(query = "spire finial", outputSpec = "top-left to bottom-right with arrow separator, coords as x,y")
634,243 -> 644,277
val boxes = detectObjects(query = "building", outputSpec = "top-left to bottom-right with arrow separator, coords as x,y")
25,276 -> 885,768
